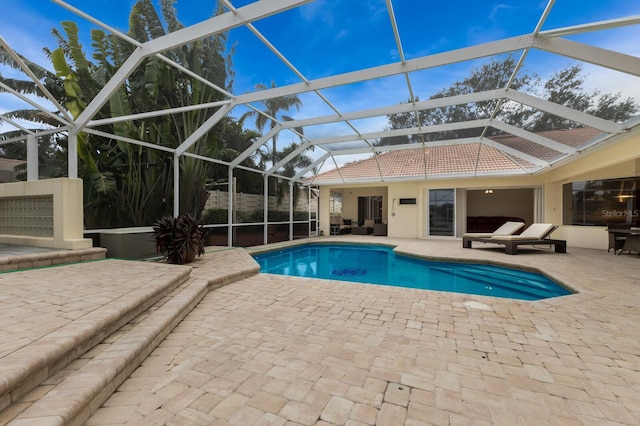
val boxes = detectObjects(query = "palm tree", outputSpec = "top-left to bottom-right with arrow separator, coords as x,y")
275,141 -> 312,209
212,117 -> 263,193
239,81 -> 303,168
239,81 -> 304,200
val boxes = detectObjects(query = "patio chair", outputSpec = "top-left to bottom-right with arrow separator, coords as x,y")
617,233 -> 640,256
607,223 -> 631,253
463,223 -> 566,255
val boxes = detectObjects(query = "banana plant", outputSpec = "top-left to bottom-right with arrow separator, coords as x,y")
0,0 -> 258,228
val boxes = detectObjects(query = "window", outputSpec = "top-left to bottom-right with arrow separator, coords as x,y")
563,177 -> 639,226
329,191 -> 342,218
429,189 -> 455,236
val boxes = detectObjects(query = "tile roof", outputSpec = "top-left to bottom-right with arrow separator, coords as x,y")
489,127 -> 603,162
310,127 -> 604,183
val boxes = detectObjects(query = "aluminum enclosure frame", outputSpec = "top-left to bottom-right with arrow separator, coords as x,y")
0,0 -> 638,228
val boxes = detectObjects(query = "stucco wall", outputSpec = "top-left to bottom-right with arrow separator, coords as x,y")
0,178 -> 92,249
387,182 -> 421,238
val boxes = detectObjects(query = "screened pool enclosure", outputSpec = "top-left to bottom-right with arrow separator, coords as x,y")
0,0 -> 639,247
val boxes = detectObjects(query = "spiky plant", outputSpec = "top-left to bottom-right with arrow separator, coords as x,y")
152,214 -> 205,264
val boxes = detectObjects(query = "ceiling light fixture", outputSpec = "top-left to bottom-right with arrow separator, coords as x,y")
484,189 -> 493,194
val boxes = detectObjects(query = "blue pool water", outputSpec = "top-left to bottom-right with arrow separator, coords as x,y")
252,244 -> 572,301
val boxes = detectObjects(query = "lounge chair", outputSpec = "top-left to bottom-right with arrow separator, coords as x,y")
463,223 -> 566,255
463,221 -> 525,238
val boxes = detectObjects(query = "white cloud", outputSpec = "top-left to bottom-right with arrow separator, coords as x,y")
572,27 -> 640,103
489,4 -> 516,22
582,66 -> 640,103
334,29 -> 349,40
298,0 -> 334,26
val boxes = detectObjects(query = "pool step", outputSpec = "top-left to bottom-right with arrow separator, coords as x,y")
0,262 -> 191,424
4,277 -> 209,425
0,248 -> 260,425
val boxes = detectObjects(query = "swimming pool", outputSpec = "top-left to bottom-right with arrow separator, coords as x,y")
252,243 -> 572,301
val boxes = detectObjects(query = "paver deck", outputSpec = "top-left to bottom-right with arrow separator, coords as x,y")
81,236 -> 639,425
0,237 -> 638,425
0,260 -> 189,360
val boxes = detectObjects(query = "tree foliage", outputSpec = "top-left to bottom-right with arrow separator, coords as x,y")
239,81 -> 309,201
239,81 -> 304,167
272,140 -> 313,206
528,65 -> 637,131
381,57 -> 637,145
0,0 -> 263,228
0,0 -> 316,228
0,132 -> 67,180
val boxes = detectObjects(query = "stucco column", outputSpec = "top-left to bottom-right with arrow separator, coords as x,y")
173,153 -> 180,218
67,132 -> 78,179
228,167 -> 235,247
289,181 -> 294,241
26,135 -> 38,181
263,177 -> 269,245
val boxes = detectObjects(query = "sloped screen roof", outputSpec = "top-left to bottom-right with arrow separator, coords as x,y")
0,0 -> 639,188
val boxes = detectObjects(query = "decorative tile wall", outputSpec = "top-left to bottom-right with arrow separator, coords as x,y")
0,196 -> 54,237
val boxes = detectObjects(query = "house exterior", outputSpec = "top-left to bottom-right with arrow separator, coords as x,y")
311,127 -> 640,250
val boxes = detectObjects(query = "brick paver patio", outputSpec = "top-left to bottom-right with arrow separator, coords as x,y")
74,238 -> 640,424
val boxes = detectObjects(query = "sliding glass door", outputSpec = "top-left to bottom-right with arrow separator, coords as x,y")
428,189 -> 455,236
358,196 -> 383,225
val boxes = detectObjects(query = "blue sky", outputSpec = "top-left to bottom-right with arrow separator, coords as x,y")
1,0 -> 639,167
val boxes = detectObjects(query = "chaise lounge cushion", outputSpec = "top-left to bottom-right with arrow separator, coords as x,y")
491,223 -> 555,241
